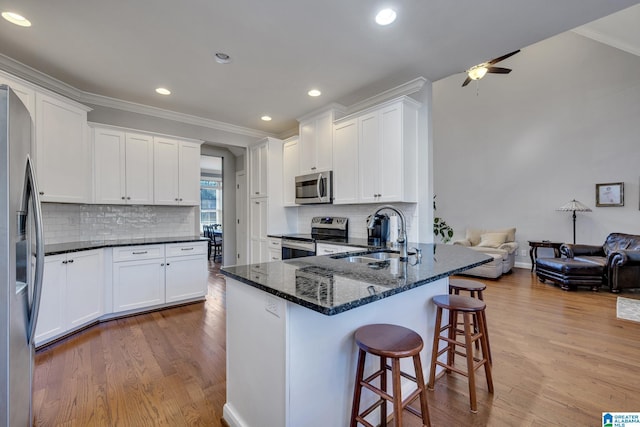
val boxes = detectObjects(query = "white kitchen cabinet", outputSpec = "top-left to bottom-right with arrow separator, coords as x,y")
282,136 -> 299,206
165,242 -> 208,303
316,243 -> 366,256
298,108 -> 343,175
332,118 -> 359,204
34,255 -> 66,345
250,198 -> 268,263
267,238 -> 282,261
249,140 -> 268,198
248,137 -> 296,263
112,245 -> 166,312
35,91 -> 92,203
154,137 -> 201,205
332,97 -> 420,205
93,128 -> 154,205
34,250 -> 103,346
0,72 -> 36,119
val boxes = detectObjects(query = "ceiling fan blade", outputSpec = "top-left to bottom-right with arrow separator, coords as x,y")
462,76 -> 472,87
487,49 -> 520,65
486,67 -> 512,74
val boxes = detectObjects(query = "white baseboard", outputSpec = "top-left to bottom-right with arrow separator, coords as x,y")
514,261 -> 532,270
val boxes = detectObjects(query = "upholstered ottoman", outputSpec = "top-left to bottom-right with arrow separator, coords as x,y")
535,257 -> 604,291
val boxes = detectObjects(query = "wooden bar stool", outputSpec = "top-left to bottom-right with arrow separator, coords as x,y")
350,324 -> 431,427
448,278 -> 492,364
427,295 -> 493,413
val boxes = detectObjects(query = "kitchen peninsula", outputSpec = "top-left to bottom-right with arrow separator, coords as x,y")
221,243 -> 491,427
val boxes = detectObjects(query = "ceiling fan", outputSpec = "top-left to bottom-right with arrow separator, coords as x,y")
462,50 -> 520,87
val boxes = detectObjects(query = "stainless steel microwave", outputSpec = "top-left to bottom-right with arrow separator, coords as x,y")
295,171 -> 333,204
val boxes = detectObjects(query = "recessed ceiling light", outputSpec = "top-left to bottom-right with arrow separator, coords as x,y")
375,8 -> 396,26
308,89 -> 322,97
261,116 -> 272,122
155,87 -> 171,95
2,11 -> 31,27
214,52 -> 232,64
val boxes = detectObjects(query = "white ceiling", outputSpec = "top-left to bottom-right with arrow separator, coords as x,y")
0,0 -> 638,137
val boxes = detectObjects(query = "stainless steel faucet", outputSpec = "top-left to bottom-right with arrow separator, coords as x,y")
367,205 -> 408,261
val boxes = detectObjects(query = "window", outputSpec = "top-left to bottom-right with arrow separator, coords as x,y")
201,178 -> 222,230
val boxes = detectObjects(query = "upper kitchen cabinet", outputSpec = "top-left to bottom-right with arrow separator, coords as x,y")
333,97 -> 420,204
282,136 -> 299,206
35,91 -> 92,203
93,127 -> 154,205
0,71 -> 36,119
297,106 -> 345,175
154,137 -> 202,205
249,139 -> 268,198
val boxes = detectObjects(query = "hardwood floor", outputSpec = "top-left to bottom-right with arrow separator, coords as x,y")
33,266 -> 640,426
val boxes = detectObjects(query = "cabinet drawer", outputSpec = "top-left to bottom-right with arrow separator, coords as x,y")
166,241 -> 207,257
268,238 -> 282,249
112,245 -> 165,262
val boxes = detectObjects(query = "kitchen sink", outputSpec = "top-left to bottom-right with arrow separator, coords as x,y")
334,250 -> 413,264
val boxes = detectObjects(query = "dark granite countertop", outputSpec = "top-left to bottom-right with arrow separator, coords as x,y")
221,243 -> 492,316
45,236 -> 208,256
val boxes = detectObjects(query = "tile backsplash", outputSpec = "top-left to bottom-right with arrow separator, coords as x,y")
42,203 -> 197,244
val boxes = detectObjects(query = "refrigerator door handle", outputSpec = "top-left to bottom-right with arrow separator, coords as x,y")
21,155 -> 44,345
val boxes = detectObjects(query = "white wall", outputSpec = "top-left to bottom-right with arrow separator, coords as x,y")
433,31 -> 640,266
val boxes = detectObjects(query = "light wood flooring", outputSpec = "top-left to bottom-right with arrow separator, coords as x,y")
33,265 -> 640,426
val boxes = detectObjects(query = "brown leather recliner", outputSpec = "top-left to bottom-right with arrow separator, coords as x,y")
560,233 -> 640,292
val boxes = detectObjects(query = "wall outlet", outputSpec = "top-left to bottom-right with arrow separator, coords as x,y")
519,249 -> 528,257
265,295 -> 281,317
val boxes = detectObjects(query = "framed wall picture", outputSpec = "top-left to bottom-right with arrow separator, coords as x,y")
596,182 -> 624,207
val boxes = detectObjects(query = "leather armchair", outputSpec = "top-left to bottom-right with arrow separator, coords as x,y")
560,233 -> 640,292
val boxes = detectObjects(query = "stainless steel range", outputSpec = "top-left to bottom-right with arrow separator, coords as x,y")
281,216 -> 348,260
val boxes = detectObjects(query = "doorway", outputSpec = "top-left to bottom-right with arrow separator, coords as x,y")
200,155 -> 223,262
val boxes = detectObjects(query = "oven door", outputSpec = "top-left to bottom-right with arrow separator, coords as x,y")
281,239 -> 316,259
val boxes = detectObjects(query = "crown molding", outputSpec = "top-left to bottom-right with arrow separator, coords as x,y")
572,28 -> 640,57
345,77 -> 428,115
0,53 -> 273,139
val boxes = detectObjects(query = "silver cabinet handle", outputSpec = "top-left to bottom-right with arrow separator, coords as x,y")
62,260 -> 68,264
181,247 -> 194,251
67,259 -> 74,264
132,251 -> 148,255
39,191 -> 44,195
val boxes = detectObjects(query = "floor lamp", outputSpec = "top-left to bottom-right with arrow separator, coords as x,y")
556,199 -> 592,244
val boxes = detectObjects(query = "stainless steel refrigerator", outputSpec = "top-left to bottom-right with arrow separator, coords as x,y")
0,85 -> 45,426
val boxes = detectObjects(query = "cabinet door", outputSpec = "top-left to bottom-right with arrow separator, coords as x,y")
153,137 -> 180,205
249,141 -> 268,198
65,250 -> 103,329
298,119 -> 316,175
94,128 -> 126,204
249,198 -> 268,262
282,138 -> 299,206
125,132 -> 154,204
35,92 -> 90,203
34,255 -> 66,345
358,111 -> 380,203
178,141 -> 201,205
113,259 -> 165,312
314,111 -> 333,172
378,104 -> 404,202
332,118 -> 359,204
165,255 -> 207,302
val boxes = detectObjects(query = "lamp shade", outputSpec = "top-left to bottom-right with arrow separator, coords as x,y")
556,199 -> 592,212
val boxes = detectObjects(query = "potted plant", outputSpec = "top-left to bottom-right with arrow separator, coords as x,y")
433,196 -> 454,243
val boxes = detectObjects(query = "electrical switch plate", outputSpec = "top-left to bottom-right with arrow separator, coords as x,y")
265,295 -> 281,317
519,249 -> 527,257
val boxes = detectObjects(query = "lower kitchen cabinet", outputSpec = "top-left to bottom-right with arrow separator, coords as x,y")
112,257 -> 165,312
112,242 -> 207,313
35,249 -> 104,346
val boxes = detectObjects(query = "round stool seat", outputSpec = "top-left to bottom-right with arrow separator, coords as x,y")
354,323 -> 423,358
433,294 -> 486,312
449,278 -> 487,294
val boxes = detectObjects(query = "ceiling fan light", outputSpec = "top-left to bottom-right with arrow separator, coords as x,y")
468,66 -> 488,81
